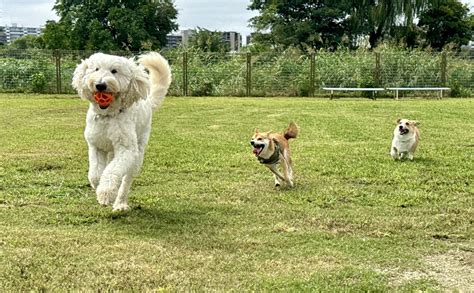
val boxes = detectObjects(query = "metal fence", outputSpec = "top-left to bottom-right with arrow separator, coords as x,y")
0,48 -> 473,97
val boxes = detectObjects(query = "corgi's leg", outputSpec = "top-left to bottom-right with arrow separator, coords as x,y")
400,152 -> 408,160
390,146 -> 398,160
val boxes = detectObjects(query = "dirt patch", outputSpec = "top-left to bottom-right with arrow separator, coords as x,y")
424,249 -> 473,291
378,249 -> 473,290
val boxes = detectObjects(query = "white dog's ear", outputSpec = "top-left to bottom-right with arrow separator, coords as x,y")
123,61 -> 149,107
72,59 -> 88,99
412,120 -> 420,126
396,118 -> 402,124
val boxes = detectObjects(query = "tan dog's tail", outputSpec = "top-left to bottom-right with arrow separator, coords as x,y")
284,122 -> 299,140
139,52 -> 172,109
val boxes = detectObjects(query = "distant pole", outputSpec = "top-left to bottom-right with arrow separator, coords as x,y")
182,51 -> 188,96
310,53 -> 315,97
441,52 -> 447,86
246,53 -> 252,97
54,50 -> 62,94
374,52 -> 381,87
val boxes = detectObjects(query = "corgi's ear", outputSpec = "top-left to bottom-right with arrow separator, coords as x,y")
396,118 -> 402,124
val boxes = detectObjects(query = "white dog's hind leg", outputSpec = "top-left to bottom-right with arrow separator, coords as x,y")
407,152 -> 414,160
113,174 -> 134,211
88,146 -> 107,189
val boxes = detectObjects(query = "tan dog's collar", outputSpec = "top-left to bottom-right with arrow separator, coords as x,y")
258,139 -> 281,164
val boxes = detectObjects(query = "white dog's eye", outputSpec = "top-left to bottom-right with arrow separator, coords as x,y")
95,68 -> 99,71
111,69 -> 117,74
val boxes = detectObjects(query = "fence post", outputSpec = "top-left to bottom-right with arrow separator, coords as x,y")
309,53 -> 315,97
246,52 -> 252,96
374,52 -> 381,87
441,52 -> 447,86
182,51 -> 188,96
54,50 -> 62,94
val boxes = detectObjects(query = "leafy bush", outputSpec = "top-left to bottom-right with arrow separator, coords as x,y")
31,73 -> 47,93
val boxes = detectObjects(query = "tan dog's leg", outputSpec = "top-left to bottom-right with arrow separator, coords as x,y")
274,174 -> 282,187
280,160 -> 294,187
268,163 -> 293,187
267,164 -> 287,184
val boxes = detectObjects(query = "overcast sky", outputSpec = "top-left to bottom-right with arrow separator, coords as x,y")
1,0 -> 473,42
0,0 -> 258,42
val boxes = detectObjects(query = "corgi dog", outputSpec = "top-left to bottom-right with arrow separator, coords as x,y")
250,122 -> 299,187
390,118 -> 420,160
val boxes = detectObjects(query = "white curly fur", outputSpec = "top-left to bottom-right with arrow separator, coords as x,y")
72,52 -> 171,211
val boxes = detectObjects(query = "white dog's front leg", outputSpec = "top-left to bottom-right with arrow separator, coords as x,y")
113,174 -> 134,211
96,149 -> 138,206
88,146 -> 108,189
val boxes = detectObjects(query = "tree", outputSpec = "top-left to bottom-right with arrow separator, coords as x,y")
10,35 -> 45,49
249,0 -> 350,51
42,20 -> 70,50
48,0 -> 178,51
346,0 -> 429,49
187,28 -> 229,53
418,0 -> 472,50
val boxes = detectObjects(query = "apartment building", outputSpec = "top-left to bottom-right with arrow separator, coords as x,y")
165,29 -> 242,51
0,24 -> 42,44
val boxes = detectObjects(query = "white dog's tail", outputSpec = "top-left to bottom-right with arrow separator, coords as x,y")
139,52 -> 172,109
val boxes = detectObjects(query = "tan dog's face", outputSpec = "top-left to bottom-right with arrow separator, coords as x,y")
250,130 -> 271,157
395,118 -> 418,136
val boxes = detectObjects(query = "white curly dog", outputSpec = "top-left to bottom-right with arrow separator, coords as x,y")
72,52 -> 171,211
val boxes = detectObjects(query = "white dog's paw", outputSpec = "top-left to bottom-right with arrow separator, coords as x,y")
112,203 -> 130,212
96,186 -> 117,206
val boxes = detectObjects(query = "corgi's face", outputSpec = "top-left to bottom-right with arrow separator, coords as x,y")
395,118 -> 418,136
250,130 -> 271,157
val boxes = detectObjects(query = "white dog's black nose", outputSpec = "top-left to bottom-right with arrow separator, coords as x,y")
250,141 -> 255,146
95,83 -> 107,92
399,125 -> 404,130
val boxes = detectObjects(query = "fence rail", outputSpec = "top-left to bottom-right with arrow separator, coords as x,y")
0,48 -> 473,97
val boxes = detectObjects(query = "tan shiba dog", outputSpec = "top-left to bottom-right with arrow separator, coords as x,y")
251,122 -> 299,187
390,118 -> 420,160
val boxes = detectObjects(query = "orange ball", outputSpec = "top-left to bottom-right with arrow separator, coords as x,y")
94,92 -> 114,109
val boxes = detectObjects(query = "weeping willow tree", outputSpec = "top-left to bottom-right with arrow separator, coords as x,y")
347,0 -> 430,48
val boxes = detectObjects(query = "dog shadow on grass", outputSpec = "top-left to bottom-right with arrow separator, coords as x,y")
101,201 -> 231,241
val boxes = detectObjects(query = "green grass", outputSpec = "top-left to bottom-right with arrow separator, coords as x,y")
0,94 -> 472,291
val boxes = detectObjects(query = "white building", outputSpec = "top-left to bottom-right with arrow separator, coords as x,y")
0,24 -> 42,44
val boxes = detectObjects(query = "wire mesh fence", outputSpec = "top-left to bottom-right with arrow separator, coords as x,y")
0,48 -> 473,97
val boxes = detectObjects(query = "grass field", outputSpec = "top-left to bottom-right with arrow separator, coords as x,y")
0,94 -> 472,291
